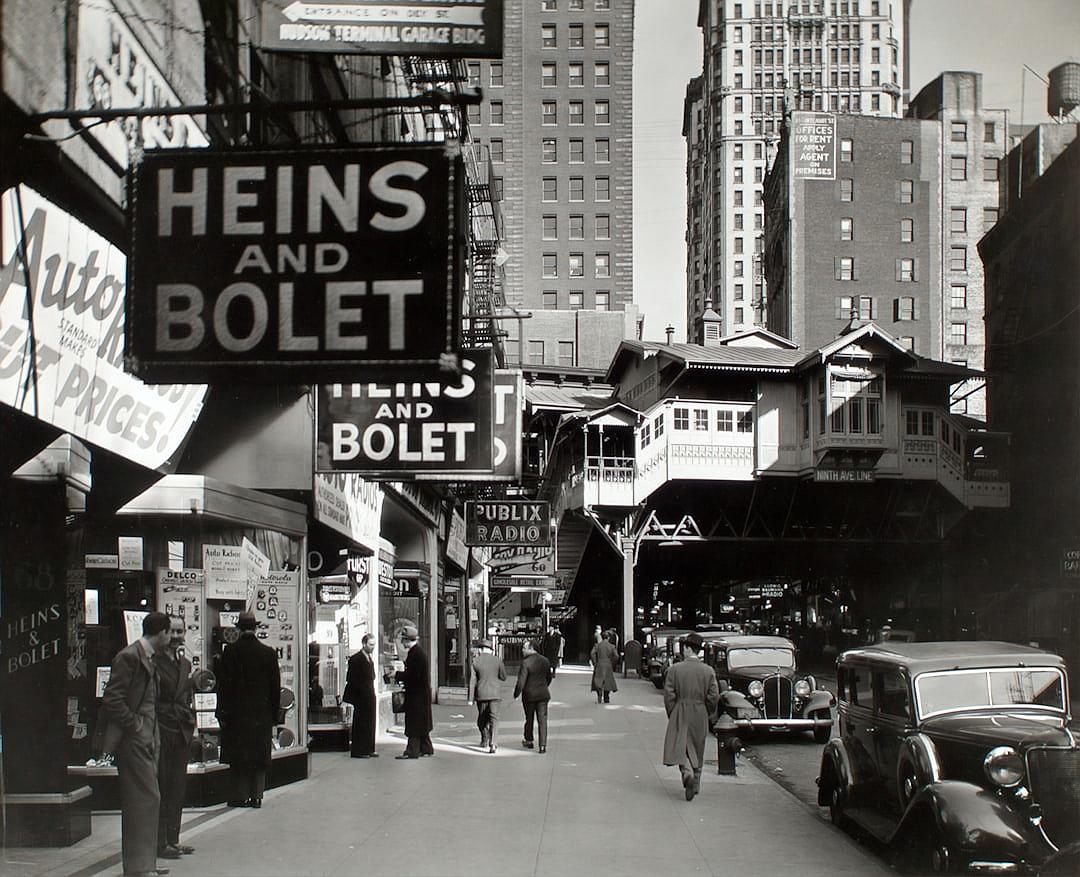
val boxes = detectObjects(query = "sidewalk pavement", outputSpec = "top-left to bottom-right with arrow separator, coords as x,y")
3,666 -> 890,877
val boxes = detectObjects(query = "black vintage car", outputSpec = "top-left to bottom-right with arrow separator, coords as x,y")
818,642 -> 1080,874
644,627 -> 691,689
702,634 -> 835,741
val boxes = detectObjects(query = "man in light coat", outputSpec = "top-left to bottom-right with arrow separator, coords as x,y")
102,611 -> 172,877
468,639 -> 507,753
662,632 -> 720,802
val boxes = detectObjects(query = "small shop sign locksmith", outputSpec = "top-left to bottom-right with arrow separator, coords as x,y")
126,144 -> 464,382
465,501 -> 551,547
259,0 -> 504,59
315,350 -> 494,475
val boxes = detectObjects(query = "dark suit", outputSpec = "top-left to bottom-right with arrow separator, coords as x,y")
102,639 -> 160,875
542,633 -> 562,675
395,644 -> 433,757
514,652 -> 553,748
469,651 -> 507,747
154,648 -> 194,851
343,649 -> 377,757
216,632 -> 281,804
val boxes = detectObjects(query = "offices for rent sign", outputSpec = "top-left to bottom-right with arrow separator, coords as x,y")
791,112 -> 837,180
315,349 -> 494,475
0,186 -> 207,471
126,145 -> 464,382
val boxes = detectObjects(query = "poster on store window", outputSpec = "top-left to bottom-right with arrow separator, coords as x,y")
156,568 -> 205,670
203,544 -> 245,600
249,570 -> 299,743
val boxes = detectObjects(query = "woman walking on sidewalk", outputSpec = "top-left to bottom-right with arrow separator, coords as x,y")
662,633 -> 720,802
590,631 -> 619,704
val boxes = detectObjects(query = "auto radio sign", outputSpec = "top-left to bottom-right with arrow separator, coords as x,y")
126,144 -> 464,382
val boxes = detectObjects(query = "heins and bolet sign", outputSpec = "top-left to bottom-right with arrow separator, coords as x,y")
126,145 -> 463,382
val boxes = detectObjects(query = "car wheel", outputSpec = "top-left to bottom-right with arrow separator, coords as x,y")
828,783 -> 846,827
927,836 -> 953,874
898,762 -> 919,810
812,711 -> 832,743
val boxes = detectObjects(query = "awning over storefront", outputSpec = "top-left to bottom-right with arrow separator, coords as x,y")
116,474 -> 308,536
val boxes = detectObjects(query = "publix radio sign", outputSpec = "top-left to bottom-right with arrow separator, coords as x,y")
464,501 -> 550,548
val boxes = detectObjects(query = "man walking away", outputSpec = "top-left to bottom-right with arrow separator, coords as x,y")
394,625 -> 434,758
542,626 -> 563,676
343,634 -> 379,758
469,639 -> 507,753
155,616 -> 196,860
663,632 -> 720,802
590,631 -> 619,704
216,612 -> 280,808
102,611 -> 171,877
514,639 -> 553,753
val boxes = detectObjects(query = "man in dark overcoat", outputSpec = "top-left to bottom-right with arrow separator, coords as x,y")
155,616 -> 196,859
513,639 -> 554,753
215,612 -> 280,807
663,632 -> 720,802
590,631 -> 619,703
102,610 -> 171,877
394,625 -> 433,758
342,633 -> 379,758
542,626 -> 563,676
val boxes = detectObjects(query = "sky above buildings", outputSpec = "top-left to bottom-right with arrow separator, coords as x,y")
633,0 -> 1080,342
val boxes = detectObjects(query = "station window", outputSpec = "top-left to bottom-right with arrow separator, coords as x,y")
641,421 -> 652,447
922,411 -> 935,436
717,410 -> 734,432
654,414 -> 665,438
694,409 -> 709,431
905,410 -> 920,436
674,408 -> 690,430
737,411 -> 754,433
830,373 -> 882,436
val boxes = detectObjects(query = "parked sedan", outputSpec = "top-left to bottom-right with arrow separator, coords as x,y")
818,641 -> 1080,874
703,634 -> 835,741
644,627 -> 691,689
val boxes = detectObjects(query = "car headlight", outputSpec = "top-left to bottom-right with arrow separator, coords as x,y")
794,679 -> 811,697
984,746 -> 1024,788
748,680 -> 764,698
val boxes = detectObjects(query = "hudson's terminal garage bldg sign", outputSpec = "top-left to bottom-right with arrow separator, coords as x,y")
126,144 -> 463,382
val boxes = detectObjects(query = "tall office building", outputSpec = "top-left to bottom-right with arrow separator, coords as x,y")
468,0 -> 635,366
685,0 -> 910,342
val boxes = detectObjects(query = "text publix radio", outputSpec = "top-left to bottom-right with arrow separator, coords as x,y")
473,503 -> 544,543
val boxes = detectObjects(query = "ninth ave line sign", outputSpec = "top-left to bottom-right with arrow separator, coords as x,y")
465,501 -> 551,547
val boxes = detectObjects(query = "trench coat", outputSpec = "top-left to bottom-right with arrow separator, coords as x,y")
216,633 -> 281,767
589,640 -> 619,693
662,657 -> 720,770
395,644 -> 433,738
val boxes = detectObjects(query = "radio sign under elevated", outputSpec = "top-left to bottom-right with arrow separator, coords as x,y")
465,501 -> 551,547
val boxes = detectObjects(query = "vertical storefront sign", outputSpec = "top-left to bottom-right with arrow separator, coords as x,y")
250,570 -> 299,742
259,0 -> 504,58
0,186 -> 207,470
791,112 -> 837,180
75,0 -> 209,170
157,568 -> 205,670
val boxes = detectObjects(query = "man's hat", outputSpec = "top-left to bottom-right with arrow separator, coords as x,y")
400,625 -> 419,641
477,638 -> 493,650
237,611 -> 257,630
684,632 -> 704,650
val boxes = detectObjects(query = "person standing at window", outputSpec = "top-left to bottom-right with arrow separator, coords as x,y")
155,616 -> 196,860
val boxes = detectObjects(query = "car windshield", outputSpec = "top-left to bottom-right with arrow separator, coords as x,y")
727,647 -> 795,670
915,668 -> 1066,719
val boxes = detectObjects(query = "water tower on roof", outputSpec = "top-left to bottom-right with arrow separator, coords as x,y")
1047,62 -> 1080,121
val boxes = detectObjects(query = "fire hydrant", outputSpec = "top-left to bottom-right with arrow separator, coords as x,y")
713,712 -> 743,776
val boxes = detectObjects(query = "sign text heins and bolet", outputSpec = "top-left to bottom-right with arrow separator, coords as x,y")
127,146 -> 461,381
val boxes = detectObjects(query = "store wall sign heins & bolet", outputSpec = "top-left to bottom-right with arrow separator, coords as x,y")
126,145 -> 464,382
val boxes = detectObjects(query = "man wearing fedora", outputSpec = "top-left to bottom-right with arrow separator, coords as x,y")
468,639 -> 507,753
394,625 -> 434,758
216,611 -> 280,808
513,639 -> 553,753
662,632 -> 720,802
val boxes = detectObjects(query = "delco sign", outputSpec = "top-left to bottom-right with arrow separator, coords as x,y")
126,145 -> 463,382
465,501 -> 551,547
315,350 -> 493,475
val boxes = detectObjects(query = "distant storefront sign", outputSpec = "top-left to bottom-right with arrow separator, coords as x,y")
315,350 -> 494,475
486,545 -> 556,578
1064,548 -> 1080,578
0,186 -> 207,471
791,112 -> 837,180
313,473 -> 383,552
259,0 -> 504,59
75,0 -> 209,171
465,501 -> 551,547
318,583 -> 352,603
445,510 -> 468,570
126,145 -> 464,382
